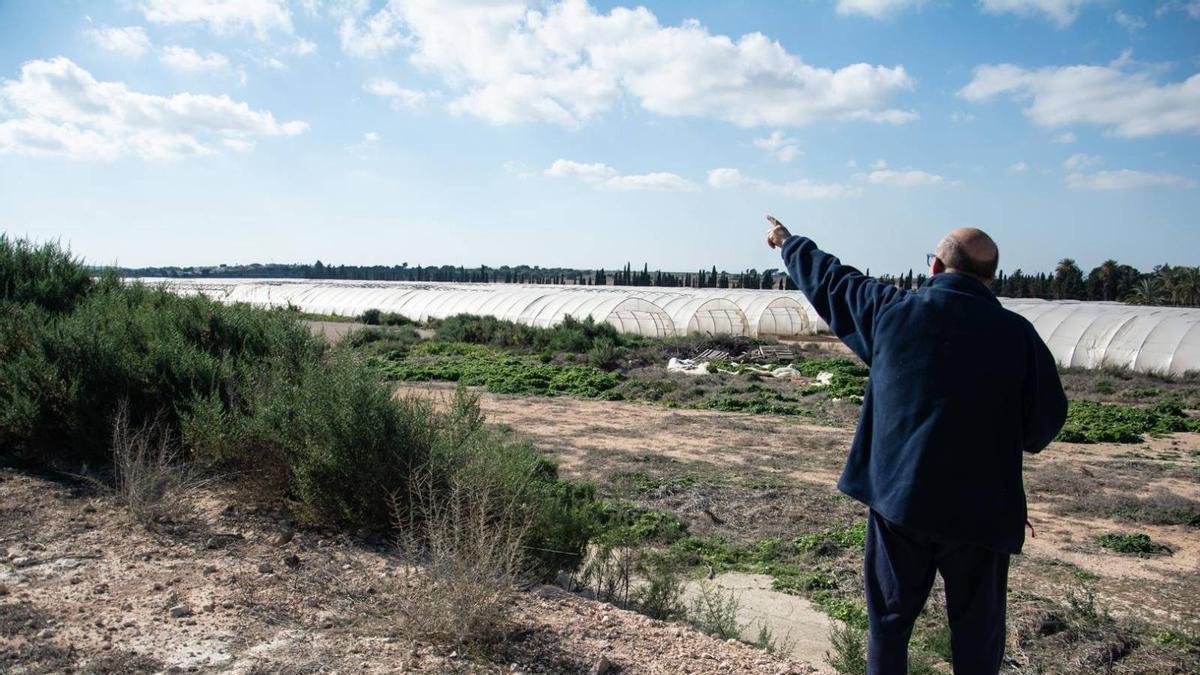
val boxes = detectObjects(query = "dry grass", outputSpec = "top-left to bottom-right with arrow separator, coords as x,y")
108,402 -> 206,527
389,467 -> 532,648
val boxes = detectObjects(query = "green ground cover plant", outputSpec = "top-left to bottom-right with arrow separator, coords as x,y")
1096,532 -> 1173,557
1056,400 -> 1200,443
374,342 -> 624,398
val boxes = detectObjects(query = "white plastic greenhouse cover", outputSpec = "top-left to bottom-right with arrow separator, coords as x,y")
138,279 -> 1200,374
1000,299 -> 1200,375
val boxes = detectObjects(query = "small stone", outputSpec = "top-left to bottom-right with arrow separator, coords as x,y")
203,564 -> 218,575
93,583 -> 108,595
589,656 -> 613,675
0,584 -> 8,596
83,504 -> 96,513
257,563 -> 273,574
205,538 -> 221,550
11,556 -> 35,568
272,530 -> 294,547
284,554 -> 301,569
169,605 -> 192,619
37,628 -> 55,640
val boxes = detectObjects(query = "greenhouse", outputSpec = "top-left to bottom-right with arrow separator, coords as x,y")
144,279 -> 1200,374
1000,299 -> 1200,376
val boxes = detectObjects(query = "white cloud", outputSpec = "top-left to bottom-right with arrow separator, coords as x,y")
706,167 -> 861,199
1066,169 -> 1196,190
363,78 -> 430,109
949,110 -> 975,123
547,159 -> 697,192
958,59 -> 1200,137
860,168 -> 947,186
1054,131 -> 1077,144
1156,1 -> 1200,19
222,138 -> 255,152
1007,161 -> 1028,173
978,0 -> 1099,27
1063,152 -> 1101,170
1114,10 -> 1146,31
835,0 -> 927,18
160,46 -> 231,73
86,26 -> 152,58
341,0 -> 916,128
753,131 -> 800,162
290,38 -> 318,56
870,158 -> 888,170
142,0 -> 293,39
345,130 -> 380,157
338,2 -> 410,58
0,57 -> 306,161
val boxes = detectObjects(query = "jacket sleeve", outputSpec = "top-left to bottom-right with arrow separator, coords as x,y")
780,235 -> 907,363
1021,329 -> 1068,454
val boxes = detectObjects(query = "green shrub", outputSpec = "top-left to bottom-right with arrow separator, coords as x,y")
0,237 -> 600,578
0,235 -> 94,314
435,314 -> 639,354
1057,400 -> 1200,443
826,620 -> 868,675
361,308 -> 382,325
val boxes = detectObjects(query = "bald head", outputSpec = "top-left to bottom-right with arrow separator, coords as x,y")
935,227 -> 999,283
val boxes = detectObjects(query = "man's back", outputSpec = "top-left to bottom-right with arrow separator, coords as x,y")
779,234 -> 1067,554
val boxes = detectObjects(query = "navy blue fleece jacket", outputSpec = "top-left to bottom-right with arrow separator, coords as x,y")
780,235 -> 1067,553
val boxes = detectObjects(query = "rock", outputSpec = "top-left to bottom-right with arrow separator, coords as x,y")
37,628 -> 55,639
272,530 -> 294,547
203,564 -> 218,575
0,584 -> 8,596
93,583 -> 109,595
257,563 -> 274,574
205,538 -> 221,550
283,554 -> 301,569
169,605 -> 192,618
589,656 -> 613,675
11,556 -> 35,568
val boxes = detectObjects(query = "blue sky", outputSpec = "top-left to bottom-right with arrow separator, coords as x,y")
0,0 -> 1197,275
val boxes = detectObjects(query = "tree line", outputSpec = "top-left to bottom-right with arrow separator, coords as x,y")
116,258 -> 1198,307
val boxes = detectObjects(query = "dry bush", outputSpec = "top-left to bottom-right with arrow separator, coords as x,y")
109,402 -> 204,526
390,466 -> 532,648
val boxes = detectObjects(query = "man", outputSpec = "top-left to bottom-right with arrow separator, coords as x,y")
765,216 -> 1067,674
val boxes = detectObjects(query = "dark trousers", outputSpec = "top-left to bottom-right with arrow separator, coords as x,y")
864,509 -> 1010,675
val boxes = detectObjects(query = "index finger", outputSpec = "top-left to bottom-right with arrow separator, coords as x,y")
766,215 -> 782,227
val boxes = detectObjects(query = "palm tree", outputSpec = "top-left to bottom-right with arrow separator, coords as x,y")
1126,277 -> 1164,306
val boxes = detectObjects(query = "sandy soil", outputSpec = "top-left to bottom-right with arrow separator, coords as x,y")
0,470 -> 816,674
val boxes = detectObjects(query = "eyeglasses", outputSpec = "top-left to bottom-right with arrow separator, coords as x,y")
926,253 -> 939,267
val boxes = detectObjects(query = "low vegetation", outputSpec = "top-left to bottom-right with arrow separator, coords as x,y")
1095,532 -> 1173,557
1056,400 -> 1200,443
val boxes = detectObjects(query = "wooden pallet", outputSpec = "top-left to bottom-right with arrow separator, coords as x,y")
692,348 -> 731,363
754,345 -> 795,363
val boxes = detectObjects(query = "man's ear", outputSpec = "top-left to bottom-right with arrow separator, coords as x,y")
931,257 -> 947,275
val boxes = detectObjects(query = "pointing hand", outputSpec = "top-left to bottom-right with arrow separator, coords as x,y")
766,215 -> 792,250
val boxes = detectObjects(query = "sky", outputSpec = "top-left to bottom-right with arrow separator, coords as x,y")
0,0 -> 1198,276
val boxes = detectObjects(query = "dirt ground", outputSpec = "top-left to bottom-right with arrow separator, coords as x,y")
0,470 -> 815,674
399,384 -> 1200,666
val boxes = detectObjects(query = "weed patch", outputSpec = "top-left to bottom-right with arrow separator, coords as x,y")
375,343 -> 623,398
1057,400 -> 1200,443
1096,532 -> 1173,557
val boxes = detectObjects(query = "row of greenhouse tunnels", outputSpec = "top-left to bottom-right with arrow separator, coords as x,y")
144,278 -> 1200,376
